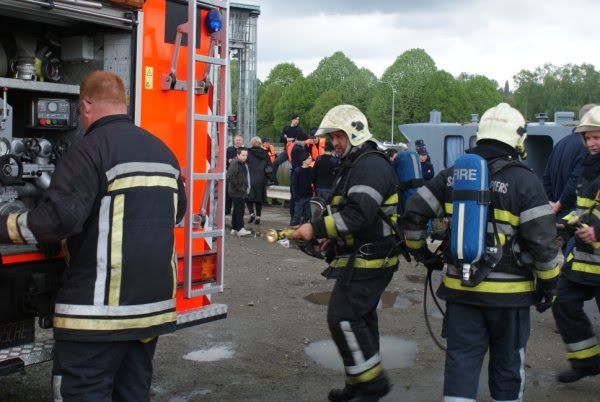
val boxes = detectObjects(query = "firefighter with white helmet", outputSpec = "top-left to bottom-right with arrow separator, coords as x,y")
403,103 -> 559,401
290,104 -> 401,401
552,105 -> 600,383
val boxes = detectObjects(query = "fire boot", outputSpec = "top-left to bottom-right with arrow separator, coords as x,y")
557,366 -> 600,383
328,385 -> 356,401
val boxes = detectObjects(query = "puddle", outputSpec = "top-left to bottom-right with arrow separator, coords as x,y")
305,291 -> 422,309
183,344 -> 235,362
304,336 -> 417,371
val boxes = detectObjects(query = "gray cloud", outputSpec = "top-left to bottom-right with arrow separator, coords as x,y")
236,0 -> 475,16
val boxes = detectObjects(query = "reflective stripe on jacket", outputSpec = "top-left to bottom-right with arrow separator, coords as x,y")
0,115 -> 186,341
403,142 -> 559,307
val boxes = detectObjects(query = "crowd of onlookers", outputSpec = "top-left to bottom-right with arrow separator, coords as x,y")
226,114 -> 341,234
225,113 -> 442,234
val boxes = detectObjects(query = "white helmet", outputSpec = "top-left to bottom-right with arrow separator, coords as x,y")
315,104 -> 373,147
477,103 -> 527,157
575,105 -> 600,134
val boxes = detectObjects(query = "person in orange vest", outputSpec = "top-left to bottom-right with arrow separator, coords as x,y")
261,137 -> 276,164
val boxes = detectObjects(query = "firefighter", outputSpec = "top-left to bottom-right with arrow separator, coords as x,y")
552,105 -> 600,383
0,71 -> 185,401
403,103 -> 559,401
289,104 -> 399,401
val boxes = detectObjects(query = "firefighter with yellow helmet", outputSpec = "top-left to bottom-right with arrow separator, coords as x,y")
289,105 -> 400,401
552,105 -> 600,383
403,103 -> 559,401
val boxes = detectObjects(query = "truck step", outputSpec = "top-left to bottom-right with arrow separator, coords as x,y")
0,339 -> 54,376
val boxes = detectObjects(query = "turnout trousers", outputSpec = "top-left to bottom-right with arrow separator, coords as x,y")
52,338 -> 158,402
442,303 -> 530,402
327,271 -> 393,391
552,275 -> 600,370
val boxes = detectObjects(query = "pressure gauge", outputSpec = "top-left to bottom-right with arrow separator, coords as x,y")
47,101 -> 58,113
0,138 -> 9,156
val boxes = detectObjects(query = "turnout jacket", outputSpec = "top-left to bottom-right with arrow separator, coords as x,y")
403,141 -> 560,307
561,153 -> 600,286
312,141 -> 400,279
0,115 -> 186,342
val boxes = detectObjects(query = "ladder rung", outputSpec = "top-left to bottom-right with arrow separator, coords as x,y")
196,0 -> 229,9
192,229 -> 224,238
194,55 -> 227,66
194,114 -> 227,123
193,173 -> 225,180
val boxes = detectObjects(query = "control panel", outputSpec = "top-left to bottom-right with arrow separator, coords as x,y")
29,98 -> 77,130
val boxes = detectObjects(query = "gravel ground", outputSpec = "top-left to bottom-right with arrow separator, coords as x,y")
1,206 -> 600,401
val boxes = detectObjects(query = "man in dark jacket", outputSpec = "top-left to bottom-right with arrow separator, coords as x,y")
227,147 -> 252,237
312,140 -> 339,201
552,106 -> 600,383
416,142 -> 434,180
225,135 -> 244,215
272,113 -> 303,183
0,71 -> 186,401
403,103 -> 559,401
543,104 -> 595,220
290,105 -> 399,401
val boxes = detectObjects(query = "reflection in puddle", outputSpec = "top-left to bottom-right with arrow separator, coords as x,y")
304,291 -> 422,309
183,345 -> 235,362
304,336 -> 417,371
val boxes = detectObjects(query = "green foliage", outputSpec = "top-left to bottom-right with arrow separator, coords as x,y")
307,51 -> 359,97
337,68 -> 378,112
306,90 -> 343,129
512,63 -> 600,120
257,83 -> 284,141
417,70 -> 469,122
368,48 -> 436,140
273,77 -> 316,133
230,59 -> 239,115
460,74 -> 502,118
263,63 -> 303,88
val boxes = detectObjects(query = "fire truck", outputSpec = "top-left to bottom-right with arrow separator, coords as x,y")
0,0 -> 228,376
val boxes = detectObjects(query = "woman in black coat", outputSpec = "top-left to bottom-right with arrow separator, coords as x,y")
246,136 -> 272,224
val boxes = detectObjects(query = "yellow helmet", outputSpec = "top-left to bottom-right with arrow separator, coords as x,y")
477,103 -> 527,157
315,104 -> 373,147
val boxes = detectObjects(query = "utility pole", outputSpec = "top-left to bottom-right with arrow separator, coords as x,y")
379,80 -> 396,144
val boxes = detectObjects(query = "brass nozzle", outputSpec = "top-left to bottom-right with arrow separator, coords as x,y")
266,228 -> 295,243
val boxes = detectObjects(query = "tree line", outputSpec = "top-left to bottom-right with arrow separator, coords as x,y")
248,48 -> 600,143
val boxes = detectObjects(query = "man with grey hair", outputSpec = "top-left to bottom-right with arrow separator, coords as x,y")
543,103 -> 596,221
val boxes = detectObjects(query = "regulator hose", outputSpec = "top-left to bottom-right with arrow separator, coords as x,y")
423,268 -> 446,351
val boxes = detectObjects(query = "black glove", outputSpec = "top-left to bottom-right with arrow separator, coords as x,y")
535,277 -> 557,313
412,247 -> 444,271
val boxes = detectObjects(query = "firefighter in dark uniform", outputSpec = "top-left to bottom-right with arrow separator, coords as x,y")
552,105 -> 600,383
0,71 -> 185,401
403,103 -> 560,401
289,105 -> 399,401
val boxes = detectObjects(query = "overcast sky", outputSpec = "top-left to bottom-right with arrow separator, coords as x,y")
234,0 -> 599,87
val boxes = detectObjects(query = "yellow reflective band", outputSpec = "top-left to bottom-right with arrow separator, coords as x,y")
493,209 -> 520,226
172,193 -> 178,298
53,311 -> 176,331
6,213 -> 24,244
406,239 -> 426,249
443,277 -> 535,293
445,203 -> 453,215
535,265 -> 559,280
330,256 -> 399,269
577,196 -> 596,209
383,193 -> 398,205
594,242 -> 600,249
109,194 -> 125,306
497,232 -> 506,246
592,209 -> 600,221
108,175 -> 178,192
567,345 -> 600,360
344,235 -> 355,248
346,364 -> 382,385
324,215 -> 339,238
331,196 -> 343,206
572,261 -> 600,275
567,253 -> 574,262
